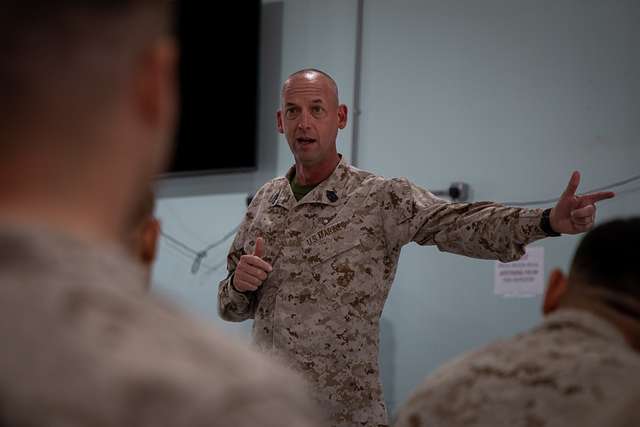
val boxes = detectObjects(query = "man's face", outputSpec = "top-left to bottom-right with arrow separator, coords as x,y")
277,72 -> 347,168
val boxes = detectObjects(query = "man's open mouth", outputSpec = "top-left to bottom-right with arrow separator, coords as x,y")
296,137 -> 317,145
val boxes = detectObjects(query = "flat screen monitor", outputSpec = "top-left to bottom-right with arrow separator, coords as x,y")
167,1 -> 260,176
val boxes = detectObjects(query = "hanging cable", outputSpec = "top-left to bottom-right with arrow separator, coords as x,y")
160,224 -> 240,274
502,172 -> 640,206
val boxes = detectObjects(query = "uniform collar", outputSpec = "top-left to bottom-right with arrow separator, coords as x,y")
540,309 -> 628,347
271,156 -> 352,209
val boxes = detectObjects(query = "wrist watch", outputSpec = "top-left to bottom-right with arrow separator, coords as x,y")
540,208 -> 561,237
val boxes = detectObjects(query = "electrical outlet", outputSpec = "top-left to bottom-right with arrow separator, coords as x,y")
449,182 -> 470,201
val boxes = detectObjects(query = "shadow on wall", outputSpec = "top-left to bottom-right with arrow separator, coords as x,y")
380,316 -> 396,418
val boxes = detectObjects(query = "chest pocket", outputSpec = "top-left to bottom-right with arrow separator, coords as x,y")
302,235 -> 362,266
244,205 -> 287,265
300,223 -> 364,297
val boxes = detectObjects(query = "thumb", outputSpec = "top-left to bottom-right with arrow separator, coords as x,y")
253,237 -> 265,258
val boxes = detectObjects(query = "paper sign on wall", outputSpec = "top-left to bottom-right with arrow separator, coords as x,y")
494,246 -> 544,297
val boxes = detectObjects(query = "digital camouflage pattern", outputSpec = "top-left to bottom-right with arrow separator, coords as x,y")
0,224 -> 322,427
219,158 -> 548,426
394,309 -> 640,427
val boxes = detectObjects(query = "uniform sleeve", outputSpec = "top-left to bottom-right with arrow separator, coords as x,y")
217,187 -> 267,322
379,178 -> 548,262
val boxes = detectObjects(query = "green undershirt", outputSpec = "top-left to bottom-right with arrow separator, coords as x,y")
289,171 -> 318,201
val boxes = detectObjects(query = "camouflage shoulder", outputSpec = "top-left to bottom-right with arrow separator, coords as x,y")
343,164 -> 397,192
343,163 -> 379,180
121,295 -> 320,425
249,176 -> 289,205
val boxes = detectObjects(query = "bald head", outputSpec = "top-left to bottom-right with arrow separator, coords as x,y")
282,69 -> 340,107
276,68 -> 347,178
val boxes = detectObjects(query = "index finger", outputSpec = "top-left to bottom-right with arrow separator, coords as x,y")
579,191 -> 615,205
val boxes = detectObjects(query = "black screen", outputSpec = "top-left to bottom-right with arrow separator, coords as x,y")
168,1 -> 260,176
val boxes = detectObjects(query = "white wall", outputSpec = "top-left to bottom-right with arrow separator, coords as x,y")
358,0 -> 640,414
152,0 -> 640,417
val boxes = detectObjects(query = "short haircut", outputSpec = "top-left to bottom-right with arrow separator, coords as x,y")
0,1 -> 173,140
569,217 -> 640,300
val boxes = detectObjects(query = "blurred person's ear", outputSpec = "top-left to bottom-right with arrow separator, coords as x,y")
141,217 -> 161,267
543,268 -> 569,315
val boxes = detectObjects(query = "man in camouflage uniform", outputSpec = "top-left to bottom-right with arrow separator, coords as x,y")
218,68 -> 614,426
0,5 -> 322,426
394,218 -> 640,427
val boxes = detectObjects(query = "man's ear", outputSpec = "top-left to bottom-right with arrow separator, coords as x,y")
543,268 -> 568,315
276,110 -> 285,134
337,104 -> 348,129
